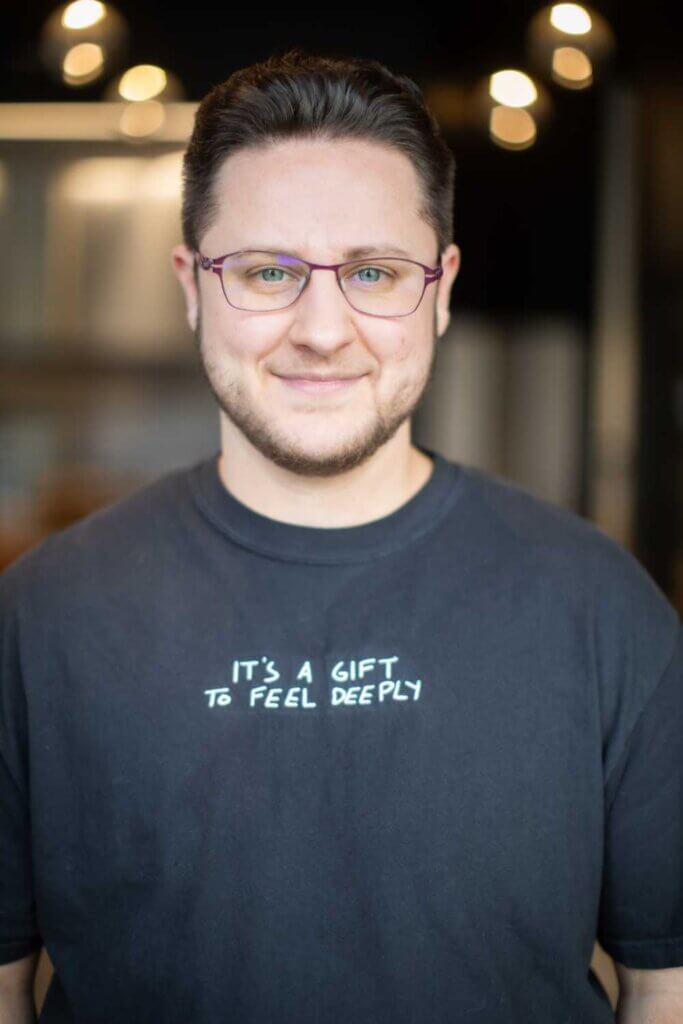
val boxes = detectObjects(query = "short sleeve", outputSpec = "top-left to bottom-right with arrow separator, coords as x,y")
0,571 -> 43,964
597,619 -> 683,968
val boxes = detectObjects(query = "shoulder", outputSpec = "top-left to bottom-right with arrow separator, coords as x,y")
458,461 -> 675,598
456,461 -> 680,680
0,460 -> 196,615
458,461 -> 642,571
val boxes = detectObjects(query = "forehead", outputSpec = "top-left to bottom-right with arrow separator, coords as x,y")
205,137 -> 435,255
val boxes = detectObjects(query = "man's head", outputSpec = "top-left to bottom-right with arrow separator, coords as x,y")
172,48 -> 461,478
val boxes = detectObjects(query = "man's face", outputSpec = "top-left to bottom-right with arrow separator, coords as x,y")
173,137 -> 460,477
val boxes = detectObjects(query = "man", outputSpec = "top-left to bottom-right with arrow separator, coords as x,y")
0,48 -> 681,1024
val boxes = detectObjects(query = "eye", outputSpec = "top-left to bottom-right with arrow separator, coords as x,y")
348,265 -> 394,284
250,267 -> 291,282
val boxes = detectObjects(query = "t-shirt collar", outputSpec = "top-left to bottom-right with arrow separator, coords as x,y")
187,443 -> 463,565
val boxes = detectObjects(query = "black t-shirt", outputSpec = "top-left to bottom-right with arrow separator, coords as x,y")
1,445 -> 681,1024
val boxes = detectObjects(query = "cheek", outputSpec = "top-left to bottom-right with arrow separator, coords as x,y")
372,331 -> 427,402
387,303 -> 433,362
203,307 -> 285,360
388,328 -> 429,370
368,322 -> 409,359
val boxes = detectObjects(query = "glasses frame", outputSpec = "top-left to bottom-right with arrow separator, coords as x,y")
193,248 -> 443,318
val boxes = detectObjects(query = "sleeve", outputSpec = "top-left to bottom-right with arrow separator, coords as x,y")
596,619 -> 683,968
0,571 -> 43,964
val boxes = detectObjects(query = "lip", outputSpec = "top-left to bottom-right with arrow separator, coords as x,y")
275,374 -> 366,394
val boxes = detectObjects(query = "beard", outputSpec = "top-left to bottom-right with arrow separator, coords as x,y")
193,303 -> 440,479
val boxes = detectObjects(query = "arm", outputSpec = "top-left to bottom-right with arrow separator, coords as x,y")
0,950 -> 40,1024
0,989 -> 37,1024
614,963 -> 683,1024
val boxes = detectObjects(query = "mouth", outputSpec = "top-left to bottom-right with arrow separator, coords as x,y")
273,373 -> 367,394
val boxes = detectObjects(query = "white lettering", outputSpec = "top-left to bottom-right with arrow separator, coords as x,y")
204,686 -> 232,708
250,685 -> 317,709
330,679 -> 422,705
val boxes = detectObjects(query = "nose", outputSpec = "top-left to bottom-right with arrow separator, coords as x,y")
287,266 -> 358,351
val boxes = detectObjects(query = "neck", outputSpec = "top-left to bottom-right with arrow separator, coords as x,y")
215,429 -> 434,529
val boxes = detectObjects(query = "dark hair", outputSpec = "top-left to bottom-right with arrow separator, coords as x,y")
181,48 -> 455,268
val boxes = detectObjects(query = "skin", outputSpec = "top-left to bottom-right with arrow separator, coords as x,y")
172,136 -> 461,527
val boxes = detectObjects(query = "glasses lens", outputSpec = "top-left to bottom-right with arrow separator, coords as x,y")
340,258 -> 424,316
221,251 -> 307,311
219,252 -> 426,315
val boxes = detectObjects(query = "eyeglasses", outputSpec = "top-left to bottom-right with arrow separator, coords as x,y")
193,249 -> 443,318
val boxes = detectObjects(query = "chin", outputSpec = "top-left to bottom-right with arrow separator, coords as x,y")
278,430 -> 360,455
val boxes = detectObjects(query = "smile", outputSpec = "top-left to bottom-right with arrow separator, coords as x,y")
275,375 -> 365,394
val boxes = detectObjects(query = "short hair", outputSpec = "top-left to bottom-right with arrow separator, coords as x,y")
181,47 -> 456,268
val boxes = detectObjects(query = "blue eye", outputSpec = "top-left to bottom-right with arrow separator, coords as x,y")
349,265 -> 393,285
257,267 -> 287,282
357,267 -> 381,282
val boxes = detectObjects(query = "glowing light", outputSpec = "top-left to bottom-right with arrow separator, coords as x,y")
118,65 -> 167,102
142,151 -> 184,200
489,70 -> 538,109
119,100 -> 166,138
60,157 -> 142,204
552,46 -> 593,86
62,42 -> 104,84
489,106 -> 537,150
550,3 -> 592,35
61,0 -> 106,30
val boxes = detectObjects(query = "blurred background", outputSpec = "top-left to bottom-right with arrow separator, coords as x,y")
1,2 -> 681,1011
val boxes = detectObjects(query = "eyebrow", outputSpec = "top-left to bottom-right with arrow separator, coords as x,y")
241,244 -> 414,260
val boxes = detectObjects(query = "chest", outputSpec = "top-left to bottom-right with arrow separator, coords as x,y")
28,579 -> 605,939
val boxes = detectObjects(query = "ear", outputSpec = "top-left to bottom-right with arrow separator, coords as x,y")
171,243 -> 200,332
435,243 -> 461,338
